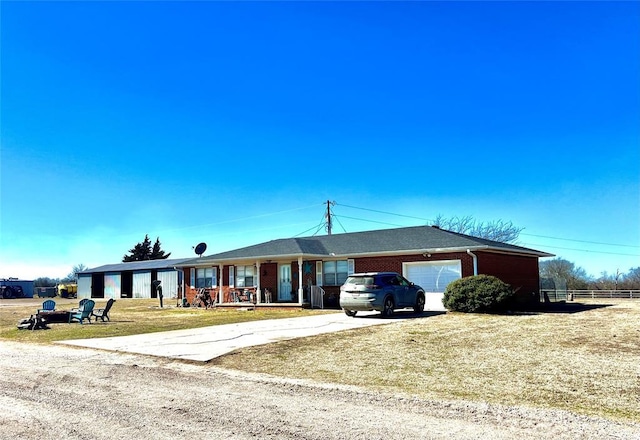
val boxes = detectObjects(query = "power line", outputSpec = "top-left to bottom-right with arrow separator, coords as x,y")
293,222 -> 324,238
333,214 -> 406,228
336,202 -> 638,251
331,207 -> 348,234
520,233 -> 640,249
521,242 -> 640,258
335,203 -> 433,222
178,203 -> 323,231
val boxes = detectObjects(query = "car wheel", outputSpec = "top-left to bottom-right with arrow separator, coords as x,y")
414,294 -> 425,313
382,296 -> 394,318
344,310 -> 357,317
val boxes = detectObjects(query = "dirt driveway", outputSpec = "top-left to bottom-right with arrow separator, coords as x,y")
1,340 -> 638,440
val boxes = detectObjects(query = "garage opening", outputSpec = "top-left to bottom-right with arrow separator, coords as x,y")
403,260 -> 462,310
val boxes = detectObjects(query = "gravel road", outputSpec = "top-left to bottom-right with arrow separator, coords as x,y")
0,341 -> 638,440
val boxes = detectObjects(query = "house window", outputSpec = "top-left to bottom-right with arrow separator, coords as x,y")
196,267 -> 217,288
323,260 -> 349,286
190,268 -> 195,288
236,265 -> 255,287
316,261 -> 323,286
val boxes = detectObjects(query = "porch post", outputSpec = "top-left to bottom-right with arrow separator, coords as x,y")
256,261 -> 261,304
218,264 -> 224,304
298,256 -> 303,306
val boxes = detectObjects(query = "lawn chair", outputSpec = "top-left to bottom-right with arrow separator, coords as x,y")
38,300 -> 56,313
71,298 -> 88,312
92,298 -> 115,322
68,300 -> 95,324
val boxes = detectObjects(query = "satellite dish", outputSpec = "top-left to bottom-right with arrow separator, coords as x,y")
194,242 -> 207,257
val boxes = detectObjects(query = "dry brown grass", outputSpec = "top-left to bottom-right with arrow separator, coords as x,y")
2,297 -> 639,421
210,300 -> 640,422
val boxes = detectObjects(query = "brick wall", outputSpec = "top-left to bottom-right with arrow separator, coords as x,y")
476,252 -> 540,302
182,251 -> 541,306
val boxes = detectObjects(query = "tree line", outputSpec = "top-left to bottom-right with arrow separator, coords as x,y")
540,258 -> 640,290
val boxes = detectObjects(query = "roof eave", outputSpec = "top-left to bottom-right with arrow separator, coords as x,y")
177,245 -> 553,266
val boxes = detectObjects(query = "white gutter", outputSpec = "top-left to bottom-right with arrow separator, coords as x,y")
466,249 -> 478,276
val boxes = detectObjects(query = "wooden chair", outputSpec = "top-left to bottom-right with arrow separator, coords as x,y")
38,300 -> 56,313
92,298 -> 115,322
68,300 -> 95,324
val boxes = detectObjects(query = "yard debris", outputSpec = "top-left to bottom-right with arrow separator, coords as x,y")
17,316 -> 50,330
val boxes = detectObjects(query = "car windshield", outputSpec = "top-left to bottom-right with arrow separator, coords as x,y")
345,276 -> 375,286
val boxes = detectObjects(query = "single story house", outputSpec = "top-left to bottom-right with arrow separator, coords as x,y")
77,258 -> 192,300
177,225 -> 554,309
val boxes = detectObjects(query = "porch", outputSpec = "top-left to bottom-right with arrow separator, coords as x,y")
183,285 -> 332,310
183,258 -> 341,310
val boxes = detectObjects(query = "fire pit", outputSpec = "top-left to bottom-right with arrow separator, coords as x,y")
37,310 -> 72,324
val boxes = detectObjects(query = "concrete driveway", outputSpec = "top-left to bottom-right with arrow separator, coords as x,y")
58,311 -> 439,362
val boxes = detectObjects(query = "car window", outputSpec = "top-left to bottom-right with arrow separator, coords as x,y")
397,276 -> 410,286
345,276 -> 375,286
380,275 -> 395,286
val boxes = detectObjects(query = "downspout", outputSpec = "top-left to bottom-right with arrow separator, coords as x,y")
466,250 -> 478,276
173,267 -> 184,307
298,256 -> 304,306
256,261 -> 261,304
218,264 -> 224,304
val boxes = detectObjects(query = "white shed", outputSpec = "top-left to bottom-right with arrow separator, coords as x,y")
77,258 -> 190,300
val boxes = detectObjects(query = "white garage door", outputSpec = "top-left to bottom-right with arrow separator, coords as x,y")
104,272 -> 121,299
77,274 -> 92,299
133,271 -> 152,298
157,269 -> 179,298
403,260 -> 462,311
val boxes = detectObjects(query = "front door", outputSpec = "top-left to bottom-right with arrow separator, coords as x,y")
279,264 -> 292,301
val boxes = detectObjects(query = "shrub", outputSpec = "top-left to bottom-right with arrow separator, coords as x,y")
443,275 -> 514,313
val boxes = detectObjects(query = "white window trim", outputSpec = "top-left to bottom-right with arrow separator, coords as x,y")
195,267 -> 218,289
316,261 -> 323,286
236,265 -> 256,288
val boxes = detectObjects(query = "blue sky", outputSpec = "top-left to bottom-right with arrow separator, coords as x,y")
1,1 -> 638,280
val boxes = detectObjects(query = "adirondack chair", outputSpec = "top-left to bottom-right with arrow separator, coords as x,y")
38,300 -> 56,313
92,298 -> 115,322
71,298 -> 89,312
68,300 -> 95,324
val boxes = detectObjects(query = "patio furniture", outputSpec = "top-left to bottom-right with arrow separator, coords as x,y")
68,300 -> 95,324
71,298 -> 89,312
37,310 -> 71,324
92,298 -> 115,322
38,300 -> 56,313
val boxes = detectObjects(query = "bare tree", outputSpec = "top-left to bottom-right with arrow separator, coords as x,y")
621,267 -> 640,289
60,264 -> 88,283
540,258 -> 590,290
432,214 -> 524,243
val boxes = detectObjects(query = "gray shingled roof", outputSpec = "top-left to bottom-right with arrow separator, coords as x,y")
181,225 -> 552,266
80,258 -> 193,274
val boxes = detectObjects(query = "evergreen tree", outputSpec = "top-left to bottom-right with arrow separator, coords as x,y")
150,237 -> 171,260
123,234 -> 162,262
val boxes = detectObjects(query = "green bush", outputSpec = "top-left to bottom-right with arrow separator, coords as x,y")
443,275 -> 514,313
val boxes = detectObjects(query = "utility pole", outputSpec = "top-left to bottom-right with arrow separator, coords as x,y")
326,200 -> 333,235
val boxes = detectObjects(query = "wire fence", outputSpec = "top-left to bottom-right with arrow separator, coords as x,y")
541,289 -> 640,301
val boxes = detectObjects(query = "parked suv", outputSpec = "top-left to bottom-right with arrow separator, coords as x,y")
339,272 -> 425,318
